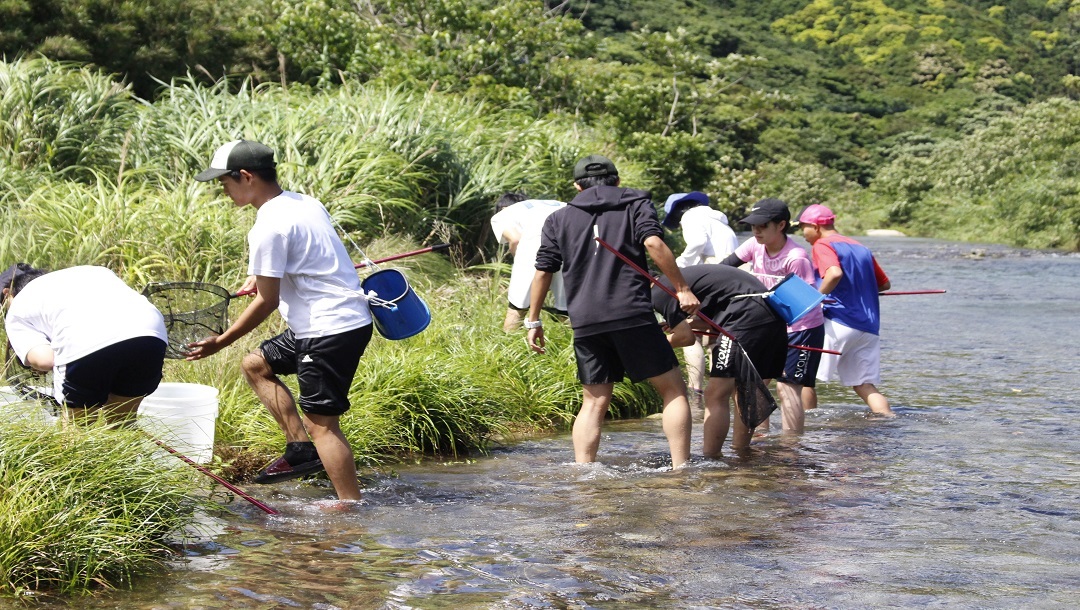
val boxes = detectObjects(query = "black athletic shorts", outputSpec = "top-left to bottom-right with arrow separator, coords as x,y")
782,325 -> 825,387
573,323 -> 680,384
710,324 -> 786,381
259,324 -> 373,416
62,336 -> 167,409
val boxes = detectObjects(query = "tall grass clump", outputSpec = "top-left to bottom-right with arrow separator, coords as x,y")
0,406 -> 206,594
0,58 -> 135,180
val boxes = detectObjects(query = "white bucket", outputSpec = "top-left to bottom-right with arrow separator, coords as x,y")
137,383 -> 219,464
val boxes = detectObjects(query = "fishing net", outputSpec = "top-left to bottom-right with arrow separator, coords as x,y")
142,282 -> 232,359
712,335 -> 778,429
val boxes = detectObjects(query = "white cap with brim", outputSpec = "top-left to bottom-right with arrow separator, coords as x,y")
194,139 -> 276,182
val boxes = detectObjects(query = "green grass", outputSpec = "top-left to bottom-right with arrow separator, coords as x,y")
0,406 -> 206,595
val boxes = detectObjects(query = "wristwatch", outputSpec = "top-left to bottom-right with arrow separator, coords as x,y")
524,319 -> 543,329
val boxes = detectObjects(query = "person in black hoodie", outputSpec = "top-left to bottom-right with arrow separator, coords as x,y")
524,155 -> 700,468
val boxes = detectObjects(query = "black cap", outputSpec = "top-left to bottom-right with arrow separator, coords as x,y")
739,198 -> 791,225
0,262 -> 38,290
195,139 -> 276,182
573,155 -> 618,181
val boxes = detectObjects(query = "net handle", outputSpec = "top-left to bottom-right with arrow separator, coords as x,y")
593,236 -> 738,342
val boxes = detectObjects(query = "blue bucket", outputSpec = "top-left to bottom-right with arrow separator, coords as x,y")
764,273 -> 825,325
360,269 -> 431,340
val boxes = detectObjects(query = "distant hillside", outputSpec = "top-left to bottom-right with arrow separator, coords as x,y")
1,0 -> 1077,248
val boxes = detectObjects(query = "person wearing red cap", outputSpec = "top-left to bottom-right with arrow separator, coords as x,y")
797,204 -> 894,416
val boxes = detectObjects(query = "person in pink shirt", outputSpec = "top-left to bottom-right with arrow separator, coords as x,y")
720,198 -> 826,435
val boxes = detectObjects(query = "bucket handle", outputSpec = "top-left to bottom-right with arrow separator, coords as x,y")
731,291 -> 772,300
363,290 -> 399,312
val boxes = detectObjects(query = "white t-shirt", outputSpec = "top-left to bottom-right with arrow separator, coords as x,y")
676,205 -> 739,268
733,236 -> 825,332
5,266 -> 167,367
490,199 -> 567,310
248,191 -> 372,339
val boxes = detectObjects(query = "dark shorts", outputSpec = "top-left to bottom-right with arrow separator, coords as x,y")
259,325 -> 373,416
62,336 -> 167,409
710,324 -> 786,381
573,323 -> 679,385
782,325 -> 825,387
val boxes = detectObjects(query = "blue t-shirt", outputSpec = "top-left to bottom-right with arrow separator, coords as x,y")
811,235 -> 888,335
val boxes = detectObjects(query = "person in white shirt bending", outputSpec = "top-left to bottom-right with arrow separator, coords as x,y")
489,193 -> 567,331
3,263 -> 168,425
661,191 -> 740,416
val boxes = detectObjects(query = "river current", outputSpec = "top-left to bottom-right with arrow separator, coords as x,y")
15,237 -> 1080,609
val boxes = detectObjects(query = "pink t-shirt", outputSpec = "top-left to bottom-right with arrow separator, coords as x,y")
734,236 -> 825,332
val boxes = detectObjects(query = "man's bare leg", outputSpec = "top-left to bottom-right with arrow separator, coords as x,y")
702,377 -> 735,458
573,383 -> 614,462
647,367 -> 692,468
854,383 -> 893,417
682,341 -> 706,421
775,381 -> 805,433
502,307 -> 524,332
241,351 -> 309,442
304,413 -> 361,500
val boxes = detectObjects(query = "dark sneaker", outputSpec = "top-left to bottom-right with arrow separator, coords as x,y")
253,441 -> 324,484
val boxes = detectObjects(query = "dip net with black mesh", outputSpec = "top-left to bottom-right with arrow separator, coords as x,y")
142,282 -> 233,359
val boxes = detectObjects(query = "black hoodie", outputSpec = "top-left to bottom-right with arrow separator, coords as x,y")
535,185 -> 662,336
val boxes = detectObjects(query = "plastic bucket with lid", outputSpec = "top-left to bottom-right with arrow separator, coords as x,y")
137,382 -> 219,464
361,268 -> 432,340
764,273 -> 825,325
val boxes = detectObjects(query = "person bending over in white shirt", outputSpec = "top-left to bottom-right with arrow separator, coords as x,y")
3,263 -> 168,425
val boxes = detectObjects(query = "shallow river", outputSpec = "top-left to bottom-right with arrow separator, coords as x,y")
18,237 -> 1080,609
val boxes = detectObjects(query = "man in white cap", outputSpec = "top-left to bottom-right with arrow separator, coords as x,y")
797,204 -> 894,416
187,139 -> 375,501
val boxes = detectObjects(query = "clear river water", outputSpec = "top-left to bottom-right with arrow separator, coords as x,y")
13,236 -> 1080,609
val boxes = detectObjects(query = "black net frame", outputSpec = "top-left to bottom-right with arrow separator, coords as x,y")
142,282 -> 232,359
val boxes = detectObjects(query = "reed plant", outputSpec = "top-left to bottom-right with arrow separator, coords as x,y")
0,405 -> 206,594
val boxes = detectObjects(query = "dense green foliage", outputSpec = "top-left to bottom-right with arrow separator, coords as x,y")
0,407 -> 205,594
3,1 -> 1080,248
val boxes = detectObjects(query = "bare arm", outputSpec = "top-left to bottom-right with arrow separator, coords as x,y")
644,235 -> 700,316
503,228 -> 522,256
817,266 -> 843,295
525,270 -> 553,354
24,345 -> 55,372
666,319 -> 696,348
